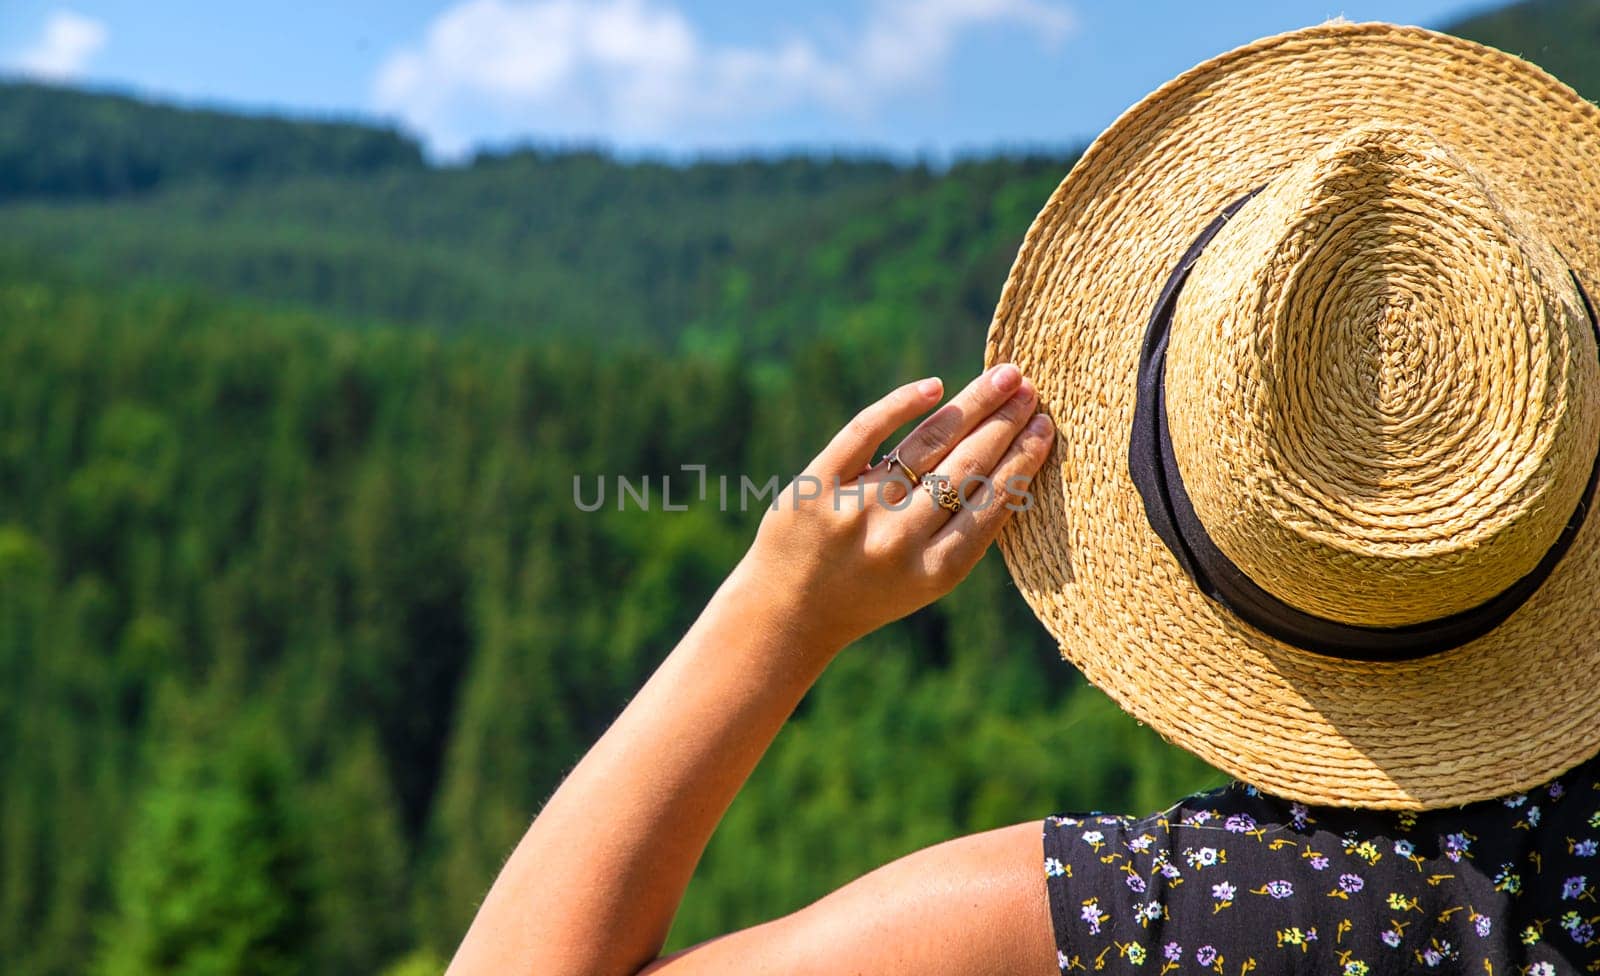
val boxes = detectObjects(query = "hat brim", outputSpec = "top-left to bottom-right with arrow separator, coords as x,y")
986,22 -> 1600,809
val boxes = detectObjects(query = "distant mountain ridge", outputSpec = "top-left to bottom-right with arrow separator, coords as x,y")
2,0 -> 1594,207
0,80 -> 423,201
0,0 -> 1593,359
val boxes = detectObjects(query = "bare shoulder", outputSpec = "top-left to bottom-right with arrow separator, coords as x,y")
643,821 -> 1055,976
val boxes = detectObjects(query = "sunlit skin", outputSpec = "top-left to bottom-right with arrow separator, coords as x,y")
448,363 -> 1059,976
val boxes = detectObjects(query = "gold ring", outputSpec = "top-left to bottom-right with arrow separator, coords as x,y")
881,448 -> 921,484
922,475 -> 962,514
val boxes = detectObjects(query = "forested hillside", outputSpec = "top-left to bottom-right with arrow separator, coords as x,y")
0,265 -> 1218,975
0,81 -> 422,201
0,150 -> 1066,360
0,2 -> 1592,973
1,1 -> 1593,357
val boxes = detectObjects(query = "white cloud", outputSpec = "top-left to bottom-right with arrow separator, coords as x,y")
9,9 -> 108,82
373,0 -> 1073,154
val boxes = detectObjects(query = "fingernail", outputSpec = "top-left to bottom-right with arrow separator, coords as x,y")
991,364 -> 1021,393
1013,379 -> 1035,404
917,377 -> 943,398
1028,414 -> 1054,436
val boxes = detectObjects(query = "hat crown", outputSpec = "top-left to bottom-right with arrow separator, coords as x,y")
1165,125 -> 1600,627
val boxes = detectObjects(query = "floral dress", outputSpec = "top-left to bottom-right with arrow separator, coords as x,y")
1043,750 -> 1600,975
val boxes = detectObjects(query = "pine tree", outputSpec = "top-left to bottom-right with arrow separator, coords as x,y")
97,716 -> 315,976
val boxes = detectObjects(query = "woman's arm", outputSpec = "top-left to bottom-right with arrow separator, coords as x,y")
447,365 -> 1056,976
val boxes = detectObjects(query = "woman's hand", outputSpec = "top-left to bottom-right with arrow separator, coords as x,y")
448,366 -> 1055,976
738,363 -> 1055,653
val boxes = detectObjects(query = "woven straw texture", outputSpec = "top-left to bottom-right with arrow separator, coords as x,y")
985,22 -> 1600,809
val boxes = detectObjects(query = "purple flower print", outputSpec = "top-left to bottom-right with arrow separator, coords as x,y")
1309,855 -> 1330,871
1290,802 -> 1310,830
1338,873 -> 1364,894
1126,873 -> 1147,893
1578,839 -> 1600,857
1224,813 -> 1256,833
1081,900 -> 1105,935
1381,929 -> 1403,948
1475,916 -> 1492,938
1444,833 -> 1472,862
1163,942 -> 1182,962
1551,782 -> 1567,800
1564,875 -> 1587,900
1212,881 -> 1236,901
1393,839 -> 1415,857
1196,945 -> 1218,966
1264,880 -> 1294,899
1573,922 -> 1595,944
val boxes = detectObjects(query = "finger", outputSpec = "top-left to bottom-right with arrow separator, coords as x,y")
855,467 -> 917,508
926,413 -> 1055,568
888,364 -> 1024,481
807,377 -> 944,479
895,378 -> 1037,536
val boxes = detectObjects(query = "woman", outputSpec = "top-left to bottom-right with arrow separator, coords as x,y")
449,23 -> 1600,976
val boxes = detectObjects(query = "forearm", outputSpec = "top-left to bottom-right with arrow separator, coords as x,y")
446,368 -> 1049,976
447,557 -> 844,976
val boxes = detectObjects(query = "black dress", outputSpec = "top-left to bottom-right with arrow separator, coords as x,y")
1043,751 -> 1600,975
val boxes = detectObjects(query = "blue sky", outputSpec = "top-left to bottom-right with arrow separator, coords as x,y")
0,0 -> 1494,159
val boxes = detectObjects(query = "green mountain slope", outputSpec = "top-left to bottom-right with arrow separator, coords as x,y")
0,262 -> 1219,975
0,151 -> 1068,367
0,81 -> 423,201
3,2 -> 1597,361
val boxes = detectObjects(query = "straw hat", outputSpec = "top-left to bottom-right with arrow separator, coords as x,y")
986,21 -> 1600,809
